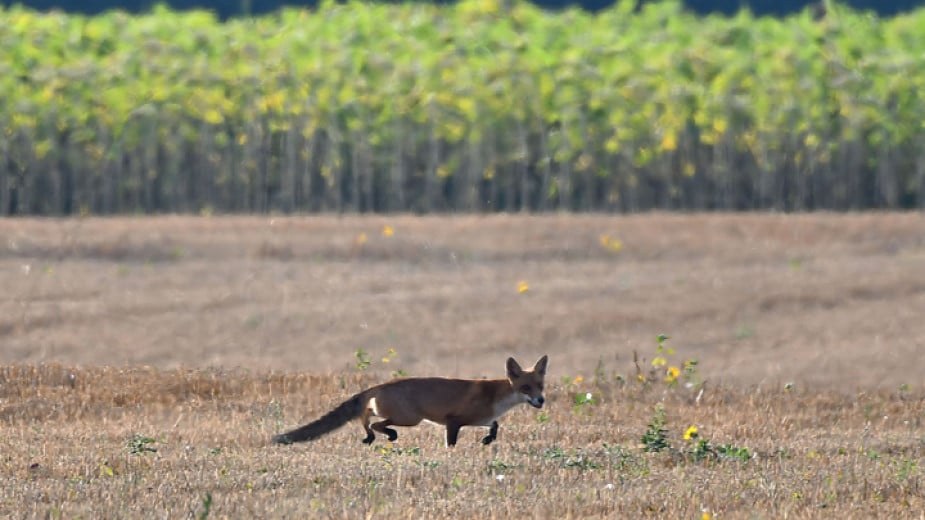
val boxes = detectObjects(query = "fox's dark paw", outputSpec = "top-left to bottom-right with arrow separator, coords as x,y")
362,434 -> 376,444
385,429 -> 398,441
481,435 -> 495,445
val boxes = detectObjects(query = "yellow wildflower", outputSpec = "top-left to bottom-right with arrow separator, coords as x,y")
665,366 -> 680,383
599,234 -> 623,252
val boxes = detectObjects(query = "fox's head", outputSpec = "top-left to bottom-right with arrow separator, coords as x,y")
506,355 -> 548,409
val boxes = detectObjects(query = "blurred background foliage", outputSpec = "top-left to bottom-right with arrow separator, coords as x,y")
3,0 -> 922,18
2,0 -> 924,215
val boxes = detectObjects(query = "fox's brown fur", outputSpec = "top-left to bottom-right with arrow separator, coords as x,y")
273,355 -> 548,447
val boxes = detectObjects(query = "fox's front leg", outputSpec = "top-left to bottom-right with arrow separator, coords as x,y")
481,421 -> 499,445
445,419 -> 462,447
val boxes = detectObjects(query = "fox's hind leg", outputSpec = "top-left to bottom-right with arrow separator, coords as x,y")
360,407 -> 376,444
371,420 -> 399,441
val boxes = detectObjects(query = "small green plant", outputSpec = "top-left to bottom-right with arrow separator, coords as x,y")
735,324 -> 754,340
377,444 -> 425,469
604,443 -> 650,475
311,475 -> 335,487
682,359 -> 701,387
536,411 -> 549,423
641,404 -> 671,453
378,445 -> 421,457
563,454 -> 602,470
382,348 -> 407,378
895,458 -> 917,482
541,447 -> 602,470
127,434 -> 157,455
486,459 -> 517,474
543,447 -> 566,460
683,425 -> 751,463
572,391 -> 596,415
355,348 -> 372,371
714,444 -> 752,463
381,347 -> 397,363
355,347 -> 407,376
543,447 -> 607,470
636,334 -> 701,389
198,492 -> 212,520
650,334 -> 673,369
689,438 -> 713,462
689,440 -> 752,463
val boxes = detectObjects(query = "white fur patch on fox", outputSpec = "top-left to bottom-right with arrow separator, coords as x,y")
368,397 -> 381,417
482,392 -> 528,426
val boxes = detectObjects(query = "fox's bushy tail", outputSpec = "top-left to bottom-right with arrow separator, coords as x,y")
272,391 -> 368,445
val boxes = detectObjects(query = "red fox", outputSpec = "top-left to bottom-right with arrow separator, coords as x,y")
273,355 -> 548,447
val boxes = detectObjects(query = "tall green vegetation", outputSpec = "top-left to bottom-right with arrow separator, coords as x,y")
2,0 -> 924,215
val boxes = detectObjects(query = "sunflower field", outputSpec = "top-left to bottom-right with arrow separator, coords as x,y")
1,0 -> 924,214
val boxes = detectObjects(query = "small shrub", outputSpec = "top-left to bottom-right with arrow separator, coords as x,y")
354,349 -> 372,371
641,404 -> 670,453
127,434 -> 157,455
198,492 -> 212,520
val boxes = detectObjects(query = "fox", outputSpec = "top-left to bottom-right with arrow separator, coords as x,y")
272,355 -> 548,447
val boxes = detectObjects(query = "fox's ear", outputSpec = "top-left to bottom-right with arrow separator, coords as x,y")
533,355 -> 548,376
506,357 -> 523,379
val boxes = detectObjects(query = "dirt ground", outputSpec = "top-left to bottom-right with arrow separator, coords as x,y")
1,212 -> 924,390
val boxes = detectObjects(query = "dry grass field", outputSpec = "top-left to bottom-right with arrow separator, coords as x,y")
1,212 -> 925,518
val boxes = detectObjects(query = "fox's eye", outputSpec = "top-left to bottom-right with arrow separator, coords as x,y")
520,384 -> 531,393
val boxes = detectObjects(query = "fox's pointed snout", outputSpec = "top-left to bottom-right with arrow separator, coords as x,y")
529,396 -> 545,409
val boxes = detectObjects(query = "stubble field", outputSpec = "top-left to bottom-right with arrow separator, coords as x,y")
1,213 -> 924,518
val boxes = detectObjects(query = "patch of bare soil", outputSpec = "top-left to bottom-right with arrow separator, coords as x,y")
1,212 -> 923,389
